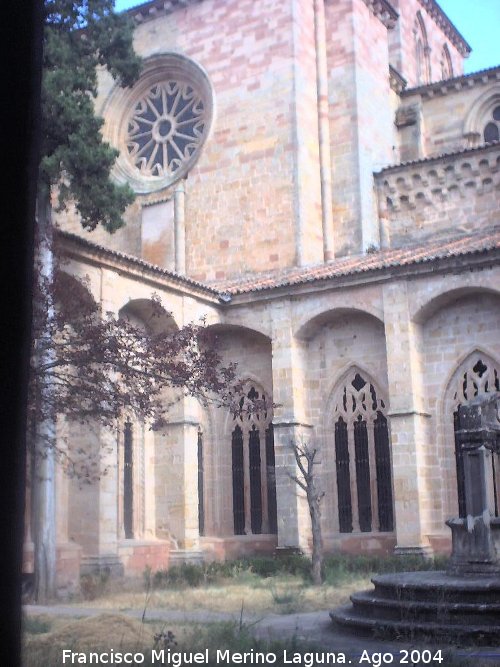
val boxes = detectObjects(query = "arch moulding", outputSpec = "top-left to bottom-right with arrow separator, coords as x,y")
411,282 -> 500,325
294,303 -> 385,341
463,85 -> 500,145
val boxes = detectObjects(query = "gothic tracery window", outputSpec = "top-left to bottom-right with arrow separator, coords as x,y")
483,106 -> 500,143
126,82 -> 206,178
452,357 -> 500,518
197,428 -> 205,537
414,13 -> 431,85
333,372 -> 394,533
230,386 -> 277,536
103,53 -> 214,194
123,421 -> 134,539
440,44 -> 453,80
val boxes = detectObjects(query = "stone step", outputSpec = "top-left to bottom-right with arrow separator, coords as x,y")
372,571 -> 500,604
349,590 -> 500,625
330,605 -> 500,644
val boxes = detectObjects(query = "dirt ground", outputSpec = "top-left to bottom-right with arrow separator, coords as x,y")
24,604 -> 500,666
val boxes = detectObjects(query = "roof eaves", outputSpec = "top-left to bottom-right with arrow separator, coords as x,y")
57,230 -> 222,299
124,0 -> 200,23
402,65 -> 500,99
374,140 -> 500,175
361,0 -> 399,28
417,0 -> 471,56
222,233 -> 500,296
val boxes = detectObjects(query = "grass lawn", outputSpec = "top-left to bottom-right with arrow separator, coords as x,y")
69,571 -> 370,615
23,555 -> 486,667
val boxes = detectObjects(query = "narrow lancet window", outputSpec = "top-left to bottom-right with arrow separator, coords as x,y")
124,421 -> 134,539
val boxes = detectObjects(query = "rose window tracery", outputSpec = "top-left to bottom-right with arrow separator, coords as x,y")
126,82 -> 206,178
102,54 -> 214,194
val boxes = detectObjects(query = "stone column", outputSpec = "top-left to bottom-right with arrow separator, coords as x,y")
271,302 -> 312,552
156,395 -> 201,558
383,281 -> 433,557
174,182 -> 186,275
143,424 -> 157,539
77,270 -> 122,575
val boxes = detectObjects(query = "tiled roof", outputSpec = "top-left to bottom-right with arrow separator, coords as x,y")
59,229 -> 500,301
215,229 -> 500,296
375,140 -> 500,175
57,230 -> 220,298
402,65 -> 500,99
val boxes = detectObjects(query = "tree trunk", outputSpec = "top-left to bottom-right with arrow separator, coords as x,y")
309,494 -> 323,585
32,189 -> 57,602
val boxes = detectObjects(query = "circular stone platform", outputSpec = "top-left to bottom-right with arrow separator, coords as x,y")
330,570 -> 500,644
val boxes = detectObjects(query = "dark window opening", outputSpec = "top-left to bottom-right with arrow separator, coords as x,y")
352,373 -> 366,392
354,416 -> 372,532
484,122 -> 499,143
335,416 -> 352,533
124,421 -> 134,539
374,412 -> 394,531
453,358 -> 500,518
232,426 -> 245,535
197,429 -> 205,536
249,425 -> 262,534
265,424 -> 278,534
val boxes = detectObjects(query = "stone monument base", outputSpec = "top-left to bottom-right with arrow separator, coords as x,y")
330,570 -> 500,644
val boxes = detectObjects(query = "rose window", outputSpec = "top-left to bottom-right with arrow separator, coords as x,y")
102,54 -> 214,194
126,82 -> 206,178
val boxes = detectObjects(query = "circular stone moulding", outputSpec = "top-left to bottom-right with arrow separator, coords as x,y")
103,53 -> 215,194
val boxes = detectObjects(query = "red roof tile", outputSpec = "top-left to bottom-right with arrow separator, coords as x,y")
214,229 -> 500,296
375,141 -> 500,175
402,64 -> 500,98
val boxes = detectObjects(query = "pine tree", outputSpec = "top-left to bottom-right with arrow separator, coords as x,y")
40,0 -> 141,231
31,2 -> 140,602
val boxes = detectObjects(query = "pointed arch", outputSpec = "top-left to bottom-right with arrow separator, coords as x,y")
440,44 -> 453,80
414,11 -> 431,85
118,414 -> 146,540
463,86 -> 500,146
118,298 -> 178,334
328,366 -> 394,535
442,350 -> 500,518
226,379 -> 276,537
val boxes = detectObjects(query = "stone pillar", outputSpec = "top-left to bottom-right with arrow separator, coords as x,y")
271,302 -> 312,552
155,395 -> 202,560
143,424 -> 156,539
383,281 -> 433,557
76,271 -> 122,575
84,425 -> 121,575
174,182 -> 186,275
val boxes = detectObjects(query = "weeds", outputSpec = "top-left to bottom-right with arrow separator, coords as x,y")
23,615 -> 52,635
323,553 -> 447,584
80,569 -> 110,600
150,555 -> 312,590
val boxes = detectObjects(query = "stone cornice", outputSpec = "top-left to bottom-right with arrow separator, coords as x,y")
220,236 -> 500,304
125,0 -> 202,23
389,65 -> 407,94
402,65 -> 500,100
375,140 -> 500,175
416,0 -> 471,57
58,229 -> 500,309
361,0 -> 398,29
126,0 -> 400,29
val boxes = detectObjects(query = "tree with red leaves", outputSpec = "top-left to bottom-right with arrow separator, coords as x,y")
29,245 -> 240,601
30,1 -> 241,602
